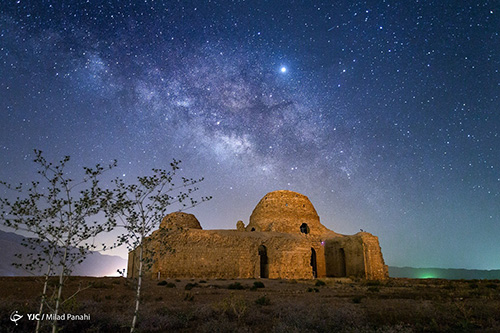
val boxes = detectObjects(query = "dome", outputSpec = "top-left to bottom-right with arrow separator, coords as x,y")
246,190 -> 330,236
160,212 -> 202,230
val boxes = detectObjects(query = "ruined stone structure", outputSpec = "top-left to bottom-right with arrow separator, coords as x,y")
128,190 -> 388,280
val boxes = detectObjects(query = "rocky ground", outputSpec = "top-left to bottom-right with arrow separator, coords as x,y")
1,276 -> 499,332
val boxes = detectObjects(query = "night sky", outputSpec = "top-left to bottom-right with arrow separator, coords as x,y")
1,1 -> 499,270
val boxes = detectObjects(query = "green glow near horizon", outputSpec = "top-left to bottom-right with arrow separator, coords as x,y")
419,273 -> 437,279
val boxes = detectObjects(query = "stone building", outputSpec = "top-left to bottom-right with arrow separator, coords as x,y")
128,190 -> 388,280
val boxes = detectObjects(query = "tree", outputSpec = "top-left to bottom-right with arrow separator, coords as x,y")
108,159 -> 211,333
0,150 -> 117,333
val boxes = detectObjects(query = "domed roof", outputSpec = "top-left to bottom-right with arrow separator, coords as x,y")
160,212 -> 202,230
246,190 -> 330,236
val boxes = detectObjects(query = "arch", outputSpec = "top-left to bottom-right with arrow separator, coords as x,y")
300,223 -> 309,234
311,248 -> 318,278
258,245 -> 269,278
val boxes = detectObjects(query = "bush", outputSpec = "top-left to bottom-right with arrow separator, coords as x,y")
158,281 -> 176,287
315,280 -> 326,286
228,282 -> 245,290
216,294 -> 247,320
352,296 -> 363,303
255,295 -> 271,306
185,283 -> 199,290
91,281 -> 112,289
183,292 -> 194,301
253,281 -> 265,288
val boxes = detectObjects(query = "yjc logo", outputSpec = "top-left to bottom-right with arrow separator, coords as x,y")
10,311 -> 23,326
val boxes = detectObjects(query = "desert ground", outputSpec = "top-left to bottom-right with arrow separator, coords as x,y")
1,276 -> 499,332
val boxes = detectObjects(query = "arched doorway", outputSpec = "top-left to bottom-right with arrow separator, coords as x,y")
258,245 -> 269,278
310,248 -> 318,278
300,223 -> 309,234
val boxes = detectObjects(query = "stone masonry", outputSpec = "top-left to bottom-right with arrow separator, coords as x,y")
128,190 -> 389,280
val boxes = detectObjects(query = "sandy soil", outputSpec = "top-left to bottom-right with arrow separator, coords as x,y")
1,276 -> 499,332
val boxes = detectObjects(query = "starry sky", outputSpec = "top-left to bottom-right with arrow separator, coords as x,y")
1,1 -> 499,270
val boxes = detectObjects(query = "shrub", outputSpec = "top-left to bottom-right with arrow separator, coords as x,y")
315,280 -> 326,286
253,281 -> 265,288
199,280 -> 207,283
368,286 -> 380,292
228,282 -> 245,290
352,296 -> 363,303
486,283 -> 497,289
255,295 -> 271,306
185,283 -> 199,290
166,282 -> 176,288
91,281 -> 112,289
217,294 -> 247,321
157,280 -> 168,286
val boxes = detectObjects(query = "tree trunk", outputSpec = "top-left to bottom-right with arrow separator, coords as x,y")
130,244 -> 144,333
52,244 -> 69,333
35,261 -> 52,333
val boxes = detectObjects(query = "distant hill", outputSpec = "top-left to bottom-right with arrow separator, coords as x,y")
0,230 -> 127,277
389,266 -> 500,280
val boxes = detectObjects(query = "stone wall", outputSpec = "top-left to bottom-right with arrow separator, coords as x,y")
128,229 -> 321,280
360,233 -> 389,280
324,233 -> 388,279
128,230 -> 388,280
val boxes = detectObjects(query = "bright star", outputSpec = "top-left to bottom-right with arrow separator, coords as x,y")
280,66 -> 287,73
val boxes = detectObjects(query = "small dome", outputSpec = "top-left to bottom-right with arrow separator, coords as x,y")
246,190 -> 329,235
160,212 -> 202,230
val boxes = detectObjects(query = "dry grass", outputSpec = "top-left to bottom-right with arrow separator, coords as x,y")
0,277 -> 499,332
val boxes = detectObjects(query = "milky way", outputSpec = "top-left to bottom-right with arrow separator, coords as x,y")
1,1 -> 499,269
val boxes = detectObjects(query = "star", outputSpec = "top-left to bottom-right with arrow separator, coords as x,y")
0,0 -> 498,272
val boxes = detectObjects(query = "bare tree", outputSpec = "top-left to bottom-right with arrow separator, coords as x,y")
0,150 -> 117,333
108,159 -> 211,333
